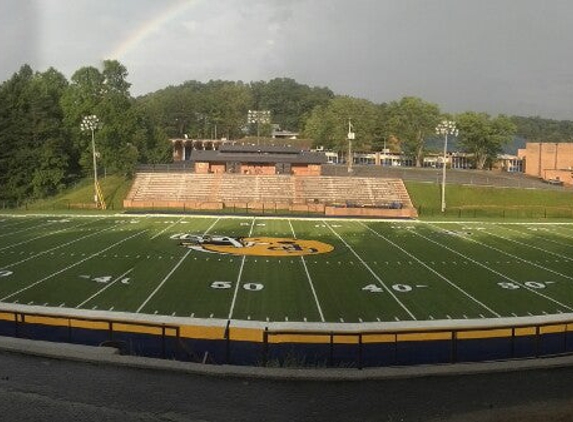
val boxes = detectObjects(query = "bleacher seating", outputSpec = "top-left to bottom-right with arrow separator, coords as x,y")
125,173 -> 415,211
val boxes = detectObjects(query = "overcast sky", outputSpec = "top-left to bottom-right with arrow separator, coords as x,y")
2,0 -> 573,119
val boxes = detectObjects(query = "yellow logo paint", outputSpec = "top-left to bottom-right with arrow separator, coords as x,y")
174,234 -> 333,257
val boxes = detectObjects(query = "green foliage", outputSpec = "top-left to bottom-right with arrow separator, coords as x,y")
512,115 -> 573,142
251,77 -> 333,131
0,65 -> 71,201
386,97 -> 441,167
303,96 -> 382,151
456,112 -> 516,169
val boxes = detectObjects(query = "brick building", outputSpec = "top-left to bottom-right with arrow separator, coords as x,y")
521,142 -> 573,185
190,144 -> 326,176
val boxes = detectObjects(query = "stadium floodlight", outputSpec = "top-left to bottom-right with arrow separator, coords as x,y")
247,110 -> 271,145
347,119 -> 355,173
80,115 -> 102,207
435,120 -> 459,213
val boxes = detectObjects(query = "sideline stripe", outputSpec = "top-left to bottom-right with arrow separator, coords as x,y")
288,219 -> 325,322
0,230 -> 147,302
227,217 -> 256,320
362,223 -> 501,317
136,218 -> 220,314
324,221 -> 417,321
417,226 -> 573,312
76,268 -> 134,308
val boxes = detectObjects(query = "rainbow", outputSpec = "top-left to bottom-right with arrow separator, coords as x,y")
105,0 -> 198,60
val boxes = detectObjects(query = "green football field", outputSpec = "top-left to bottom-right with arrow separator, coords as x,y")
1,214 -> 573,324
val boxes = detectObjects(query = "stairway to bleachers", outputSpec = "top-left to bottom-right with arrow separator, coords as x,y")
125,172 -> 415,211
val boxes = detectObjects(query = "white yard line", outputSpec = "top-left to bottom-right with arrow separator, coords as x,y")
76,268 -> 134,308
150,217 -> 184,240
288,219 -> 325,322
0,218 -> 101,253
416,226 -> 573,312
434,224 -> 573,282
486,225 -> 573,258
1,222 -> 122,269
0,230 -> 147,302
227,217 -> 256,320
361,222 -> 501,317
136,218 -> 221,314
324,220 -> 417,320
0,220 -> 59,239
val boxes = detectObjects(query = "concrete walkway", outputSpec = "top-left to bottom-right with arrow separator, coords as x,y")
2,336 -> 573,421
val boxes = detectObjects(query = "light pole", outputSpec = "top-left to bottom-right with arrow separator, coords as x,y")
247,110 -> 271,145
347,119 -> 355,173
80,115 -> 102,208
435,120 -> 458,213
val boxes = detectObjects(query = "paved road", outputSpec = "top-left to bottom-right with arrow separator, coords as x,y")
323,164 -> 570,191
1,350 -> 573,422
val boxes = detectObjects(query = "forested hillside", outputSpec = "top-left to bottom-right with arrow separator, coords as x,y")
1,60 -> 571,203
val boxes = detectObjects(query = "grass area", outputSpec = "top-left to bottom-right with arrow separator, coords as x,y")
405,181 -> 573,219
18,172 -> 573,220
25,175 -> 132,212
1,215 -> 573,324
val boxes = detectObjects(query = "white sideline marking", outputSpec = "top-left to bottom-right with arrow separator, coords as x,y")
76,268 -> 134,309
326,221 -> 417,321
288,219 -> 325,322
416,226 -> 573,313
227,217 -> 256,320
361,223 -> 501,318
137,218 -> 221,314
1,230 -> 146,302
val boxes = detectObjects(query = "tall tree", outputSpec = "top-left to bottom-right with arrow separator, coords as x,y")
303,96 -> 381,152
386,97 -> 441,167
0,65 -> 70,201
61,60 -> 139,176
252,78 -> 333,132
457,112 -> 516,169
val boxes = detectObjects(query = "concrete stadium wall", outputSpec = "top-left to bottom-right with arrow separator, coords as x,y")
1,305 -> 573,368
325,206 -> 418,218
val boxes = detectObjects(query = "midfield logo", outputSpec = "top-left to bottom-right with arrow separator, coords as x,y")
170,234 -> 334,257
